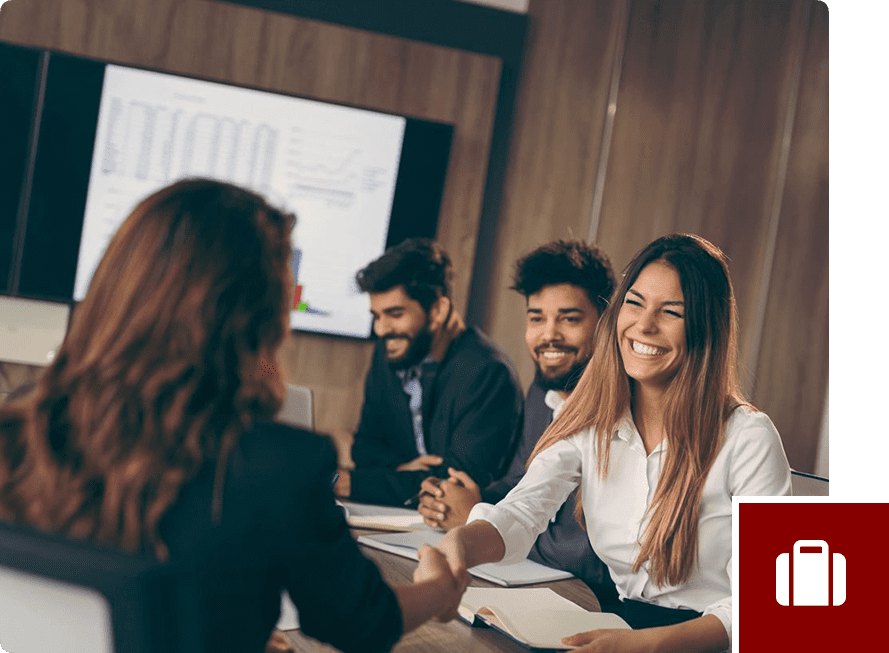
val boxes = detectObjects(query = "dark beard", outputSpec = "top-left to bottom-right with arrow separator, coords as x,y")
384,325 -> 433,371
534,358 -> 590,393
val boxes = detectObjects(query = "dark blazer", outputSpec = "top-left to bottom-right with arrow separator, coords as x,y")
350,326 -> 523,506
482,381 -> 621,613
159,422 -> 402,653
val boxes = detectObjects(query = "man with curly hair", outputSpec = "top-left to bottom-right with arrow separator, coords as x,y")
418,239 -> 622,612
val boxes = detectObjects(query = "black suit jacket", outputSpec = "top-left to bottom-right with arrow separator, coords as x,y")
159,422 -> 402,653
349,326 -> 523,506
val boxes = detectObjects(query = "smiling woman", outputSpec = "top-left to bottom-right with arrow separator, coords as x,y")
617,261 -> 687,393
436,234 -> 792,653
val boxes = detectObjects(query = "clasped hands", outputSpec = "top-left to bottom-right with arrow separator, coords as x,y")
416,468 -> 482,530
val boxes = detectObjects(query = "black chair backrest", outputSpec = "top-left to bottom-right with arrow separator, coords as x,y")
0,522 -> 203,653
790,469 -> 829,496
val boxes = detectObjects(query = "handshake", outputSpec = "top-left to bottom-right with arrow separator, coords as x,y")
413,542 -> 472,622
409,468 -> 490,624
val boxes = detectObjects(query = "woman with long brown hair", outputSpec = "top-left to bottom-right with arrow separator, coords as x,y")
0,178 -> 464,653
434,234 -> 791,653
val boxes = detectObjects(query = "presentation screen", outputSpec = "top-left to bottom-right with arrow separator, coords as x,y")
76,65 -> 405,338
3,43 -> 453,340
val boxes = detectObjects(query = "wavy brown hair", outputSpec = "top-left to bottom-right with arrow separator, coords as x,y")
0,179 -> 294,560
530,234 -> 748,587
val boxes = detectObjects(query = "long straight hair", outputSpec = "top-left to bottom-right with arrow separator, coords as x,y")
0,179 -> 294,560
530,234 -> 747,587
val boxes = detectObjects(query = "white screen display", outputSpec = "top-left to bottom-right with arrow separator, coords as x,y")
74,65 -> 406,338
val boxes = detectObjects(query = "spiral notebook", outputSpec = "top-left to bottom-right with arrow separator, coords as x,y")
356,530 -> 574,586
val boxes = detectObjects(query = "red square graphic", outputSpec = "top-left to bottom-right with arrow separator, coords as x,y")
738,502 -> 887,650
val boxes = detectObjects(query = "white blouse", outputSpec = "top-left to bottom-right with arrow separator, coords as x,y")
467,405 -> 792,647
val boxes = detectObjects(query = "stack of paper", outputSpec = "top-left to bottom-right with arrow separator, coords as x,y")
337,500 -> 426,532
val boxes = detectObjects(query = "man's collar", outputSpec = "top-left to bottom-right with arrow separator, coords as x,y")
395,354 -> 437,381
544,389 -> 567,416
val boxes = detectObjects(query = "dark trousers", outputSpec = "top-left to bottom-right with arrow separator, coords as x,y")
620,599 -> 702,629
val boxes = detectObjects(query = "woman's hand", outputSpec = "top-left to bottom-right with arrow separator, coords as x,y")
264,631 -> 296,652
396,454 -> 444,472
561,628 -> 653,653
413,544 -> 466,621
433,528 -> 473,592
563,616 -> 729,653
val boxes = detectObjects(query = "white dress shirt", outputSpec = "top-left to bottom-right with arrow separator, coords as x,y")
467,405 -> 791,648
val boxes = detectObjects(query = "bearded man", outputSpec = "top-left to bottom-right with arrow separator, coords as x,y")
334,238 -> 522,508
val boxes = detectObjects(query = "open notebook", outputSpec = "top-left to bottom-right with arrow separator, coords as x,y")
337,500 -> 426,532
459,587 -> 630,650
357,530 -> 574,586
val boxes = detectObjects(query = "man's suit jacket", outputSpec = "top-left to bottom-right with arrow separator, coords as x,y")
350,326 -> 523,506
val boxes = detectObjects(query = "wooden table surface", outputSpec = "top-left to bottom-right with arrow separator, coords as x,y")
281,538 -> 601,652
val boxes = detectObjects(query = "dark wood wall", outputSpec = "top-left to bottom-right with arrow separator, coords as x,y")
479,0 -> 828,474
0,0 -> 828,473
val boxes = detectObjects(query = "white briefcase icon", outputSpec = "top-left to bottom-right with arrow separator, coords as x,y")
776,539 -> 845,606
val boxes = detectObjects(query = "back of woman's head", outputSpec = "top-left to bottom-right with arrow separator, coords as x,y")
69,178 -> 293,412
1,178 -> 294,557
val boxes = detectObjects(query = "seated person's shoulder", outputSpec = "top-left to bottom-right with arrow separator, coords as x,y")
237,422 -> 336,488
724,405 -> 781,445
448,327 -> 517,375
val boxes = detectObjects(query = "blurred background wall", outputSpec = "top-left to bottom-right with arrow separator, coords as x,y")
0,0 -> 828,474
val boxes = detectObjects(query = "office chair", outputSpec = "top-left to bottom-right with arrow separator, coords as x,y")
275,383 -> 314,430
790,469 -> 829,496
0,522 -> 203,653
272,383 -> 315,631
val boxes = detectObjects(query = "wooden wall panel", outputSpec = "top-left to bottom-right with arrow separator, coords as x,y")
0,0 -> 829,471
480,0 -> 627,388
0,0 -> 501,436
596,0 -> 811,391
752,1 -> 828,472
473,0 -> 827,471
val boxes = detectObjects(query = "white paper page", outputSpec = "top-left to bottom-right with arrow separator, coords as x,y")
460,587 -> 581,614
358,529 -> 441,550
460,588 -> 628,649
487,608 -> 629,649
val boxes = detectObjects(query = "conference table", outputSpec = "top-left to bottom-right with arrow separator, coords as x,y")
279,530 -> 602,653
